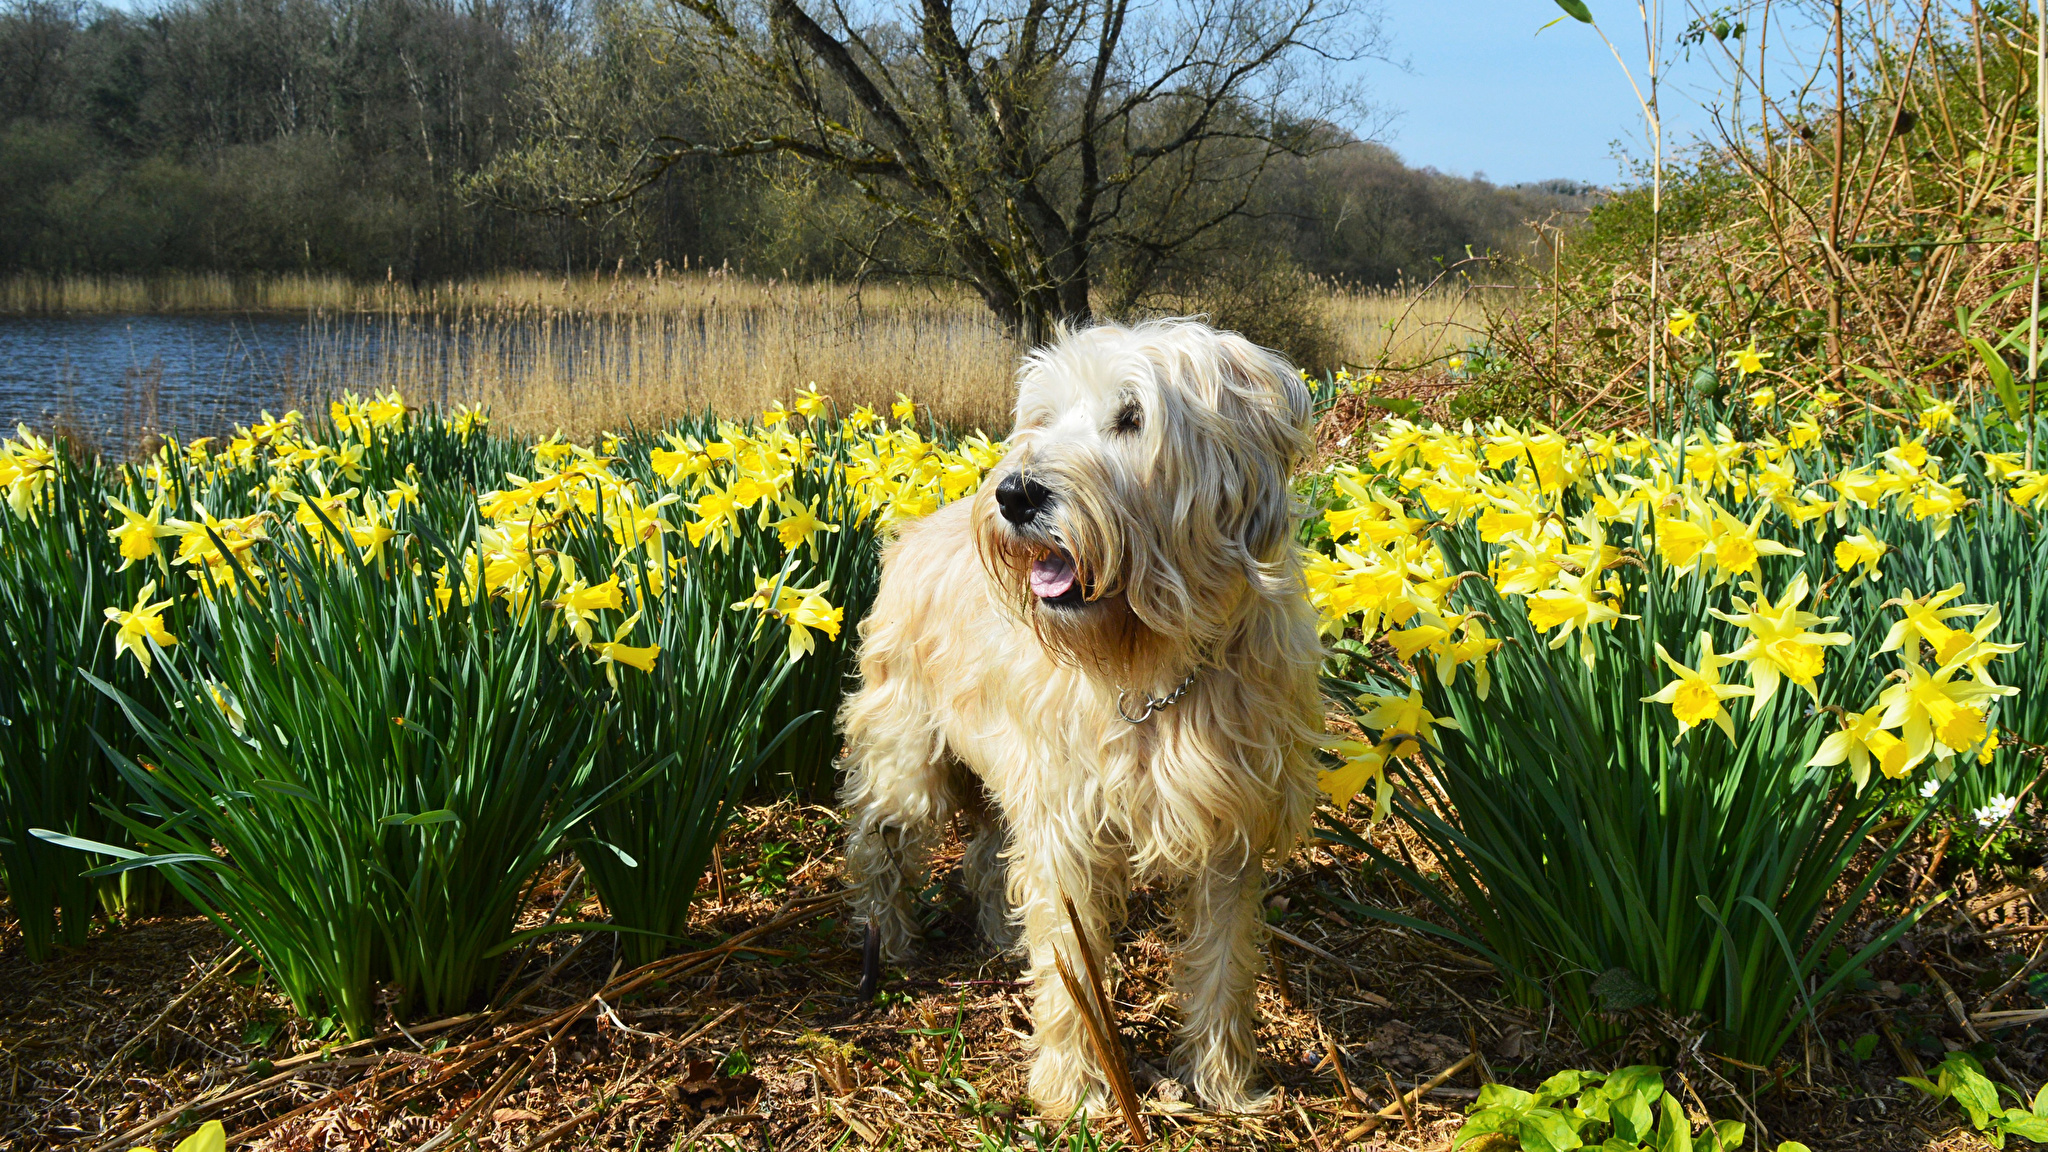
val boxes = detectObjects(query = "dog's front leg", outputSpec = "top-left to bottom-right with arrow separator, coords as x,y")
840,741 -> 952,970
1171,858 -> 1270,1112
1008,822 -> 1120,1117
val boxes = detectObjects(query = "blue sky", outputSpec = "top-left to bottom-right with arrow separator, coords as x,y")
1361,0 -> 1833,187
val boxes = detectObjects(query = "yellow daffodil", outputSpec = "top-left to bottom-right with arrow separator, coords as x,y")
1652,512 -> 1712,578
131,1118 -> 226,1152
733,574 -> 844,661
107,497 -> 181,571
1666,307 -> 1698,339
1354,687 -> 1457,750
1878,584 -> 1992,661
1982,451 -> 2026,481
1730,342 -> 1771,377
386,470 -> 421,510
533,434 -> 576,469
1709,573 -> 1851,706
1643,632 -> 1753,743
1705,503 -> 1804,584
794,387 -> 829,418
770,495 -> 839,557
551,574 -> 624,643
106,580 -> 177,676
1832,532 -> 1889,585
685,485 -> 739,549
1882,435 -> 1930,473
1924,607 -> 2022,680
1906,474 -> 1968,538
589,612 -> 661,685
1747,386 -> 1776,411
2,424 -> 59,518
1808,705 -> 1909,792
1917,399 -> 1956,431
203,678 -> 248,737
1875,647 -> 2017,772
1318,737 -> 1395,820
1525,567 -> 1638,667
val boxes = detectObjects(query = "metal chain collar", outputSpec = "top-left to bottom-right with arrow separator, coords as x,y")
1115,666 -> 1202,724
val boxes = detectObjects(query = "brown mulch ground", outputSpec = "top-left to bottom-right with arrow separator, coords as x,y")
1,801 -> 2041,1151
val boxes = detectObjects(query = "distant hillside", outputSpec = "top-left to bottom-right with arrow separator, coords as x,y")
1269,143 -> 1606,288
1,0 -> 1602,292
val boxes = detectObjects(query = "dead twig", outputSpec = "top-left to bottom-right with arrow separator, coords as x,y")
1320,1040 -> 1356,1115
1056,895 -> 1148,1148
1266,924 -> 1394,1007
1923,960 -> 2029,1091
1338,1052 -> 1477,1142
1387,1069 -> 1417,1132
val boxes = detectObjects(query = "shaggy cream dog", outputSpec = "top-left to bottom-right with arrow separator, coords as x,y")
838,318 -> 1323,1114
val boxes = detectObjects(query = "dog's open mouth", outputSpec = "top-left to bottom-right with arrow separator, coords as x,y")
1028,550 -> 1086,606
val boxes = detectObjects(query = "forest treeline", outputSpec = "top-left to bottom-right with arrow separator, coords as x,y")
0,0 -> 1599,291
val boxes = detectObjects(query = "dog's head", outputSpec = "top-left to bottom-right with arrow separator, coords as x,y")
973,318 -> 1312,670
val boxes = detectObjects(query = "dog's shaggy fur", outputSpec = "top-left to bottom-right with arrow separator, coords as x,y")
838,319 -> 1323,1114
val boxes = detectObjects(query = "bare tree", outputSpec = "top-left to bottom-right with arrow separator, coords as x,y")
485,0 -> 1382,342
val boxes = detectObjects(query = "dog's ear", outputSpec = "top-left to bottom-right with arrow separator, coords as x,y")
1211,332 -> 1312,563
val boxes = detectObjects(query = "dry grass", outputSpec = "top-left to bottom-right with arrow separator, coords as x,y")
0,272 -> 368,315
10,271 -> 1509,439
1323,284 -> 1510,372
305,272 -> 1019,438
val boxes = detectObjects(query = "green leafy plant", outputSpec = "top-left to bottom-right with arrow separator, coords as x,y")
43,516 -> 608,1038
1455,1066 -> 1823,1152
0,453 -> 167,958
1325,527 -> 1940,1063
1902,1053 -> 2048,1147
1311,416 -> 2022,1065
1453,1066 -> 1743,1152
555,506 -> 809,967
606,413 -> 886,799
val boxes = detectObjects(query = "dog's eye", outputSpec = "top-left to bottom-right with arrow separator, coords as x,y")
1113,402 -> 1143,434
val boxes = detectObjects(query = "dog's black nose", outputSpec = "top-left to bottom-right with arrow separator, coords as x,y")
995,473 -> 1052,525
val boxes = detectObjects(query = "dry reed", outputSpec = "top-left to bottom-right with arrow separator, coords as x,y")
0,272 -> 366,315
319,272 -> 1019,437
1324,283 -> 1505,370
9,269 -> 1498,437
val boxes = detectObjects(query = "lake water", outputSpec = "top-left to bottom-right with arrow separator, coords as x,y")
0,313 -> 389,451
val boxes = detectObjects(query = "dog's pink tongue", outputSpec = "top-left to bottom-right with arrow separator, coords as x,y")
1029,556 -> 1077,599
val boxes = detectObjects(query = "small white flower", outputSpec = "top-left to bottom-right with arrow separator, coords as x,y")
1920,778 -> 1942,800
1974,794 -> 2018,830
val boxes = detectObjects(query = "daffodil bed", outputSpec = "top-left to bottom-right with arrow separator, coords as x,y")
3,382 -> 2047,1074
0,389 -> 1002,1039
1299,399 -> 2048,1064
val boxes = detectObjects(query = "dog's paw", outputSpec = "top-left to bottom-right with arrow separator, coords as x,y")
1028,1085 -> 1114,1121
1027,1050 -> 1112,1119
1173,1058 -> 1274,1114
